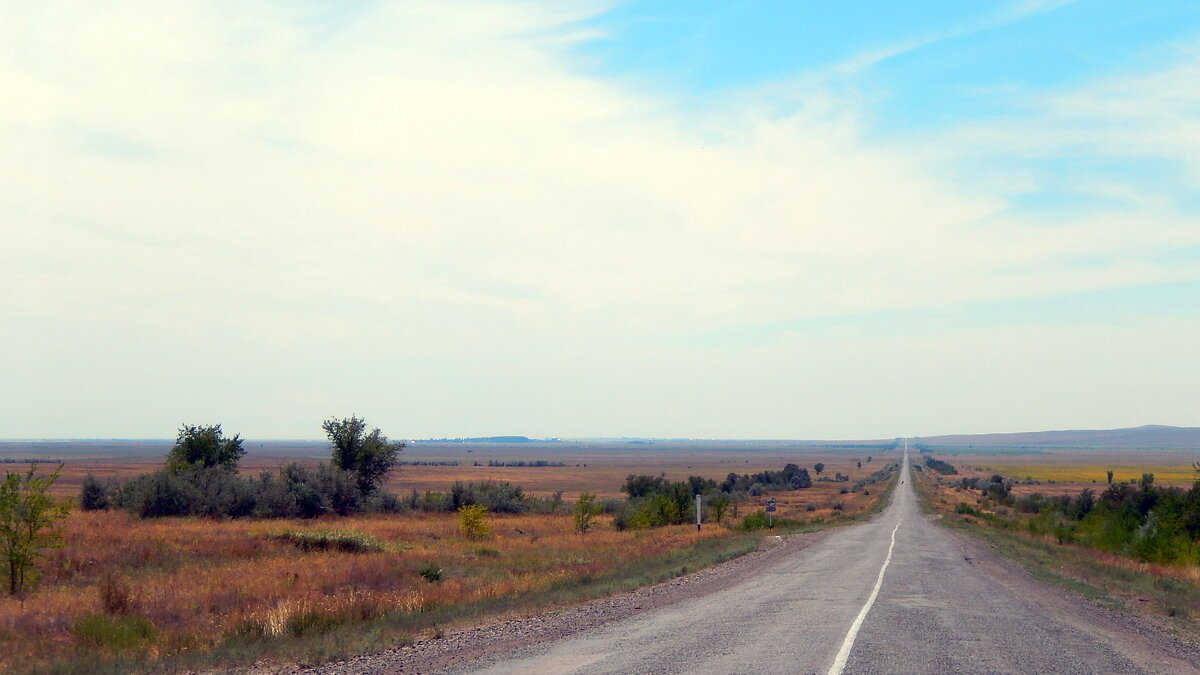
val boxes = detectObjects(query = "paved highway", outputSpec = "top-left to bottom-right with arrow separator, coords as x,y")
453,452 -> 1194,674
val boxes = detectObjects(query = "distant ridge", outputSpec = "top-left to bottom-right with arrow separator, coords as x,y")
413,436 -> 561,444
916,425 -> 1200,449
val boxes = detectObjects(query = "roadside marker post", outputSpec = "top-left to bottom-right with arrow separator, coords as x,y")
766,497 -> 777,528
696,494 -> 702,532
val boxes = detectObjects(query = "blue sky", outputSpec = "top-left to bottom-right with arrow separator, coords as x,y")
569,0 -> 1200,343
575,1 -> 1196,113
2,1 -> 1199,439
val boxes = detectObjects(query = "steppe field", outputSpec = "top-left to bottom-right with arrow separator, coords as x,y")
0,440 -> 897,674
922,446 -> 1199,493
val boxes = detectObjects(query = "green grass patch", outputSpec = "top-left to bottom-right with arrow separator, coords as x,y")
71,614 -> 157,650
265,529 -> 384,553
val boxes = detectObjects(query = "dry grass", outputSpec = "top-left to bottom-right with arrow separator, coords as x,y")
0,445 -> 898,672
972,463 -> 1198,485
928,448 -> 1200,488
1,510 -> 735,672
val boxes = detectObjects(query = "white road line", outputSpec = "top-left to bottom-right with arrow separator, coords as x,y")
826,519 -> 902,675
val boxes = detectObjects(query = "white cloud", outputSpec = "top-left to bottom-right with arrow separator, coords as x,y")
1,1 -> 1197,438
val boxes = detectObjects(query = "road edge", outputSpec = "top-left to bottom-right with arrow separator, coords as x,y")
292,525 -> 851,674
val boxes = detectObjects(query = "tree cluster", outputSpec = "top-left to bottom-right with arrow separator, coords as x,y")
718,463 -> 812,495
924,456 -> 958,475
610,474 -> 717,530
975,475 -> 1200,565
82,417 -> 405,520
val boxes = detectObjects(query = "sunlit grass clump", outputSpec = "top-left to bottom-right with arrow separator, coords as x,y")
264,529 -> 384,553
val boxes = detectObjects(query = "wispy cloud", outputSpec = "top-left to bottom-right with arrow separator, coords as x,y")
1,1 -> 1197,438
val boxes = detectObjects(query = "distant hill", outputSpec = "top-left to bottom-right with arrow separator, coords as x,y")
414,436 -> 561,444
916,425 -> 1200,449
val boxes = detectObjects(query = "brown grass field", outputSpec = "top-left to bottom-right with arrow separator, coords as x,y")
920,448 -> 1199,496
0,441 -> 897,673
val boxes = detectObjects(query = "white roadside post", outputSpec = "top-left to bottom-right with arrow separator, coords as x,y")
695,494 -> 702,532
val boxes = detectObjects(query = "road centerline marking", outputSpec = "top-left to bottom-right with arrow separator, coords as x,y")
827,518 -> 902,675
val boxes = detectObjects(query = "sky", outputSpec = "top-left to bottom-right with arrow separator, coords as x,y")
3,0 -> 1199,440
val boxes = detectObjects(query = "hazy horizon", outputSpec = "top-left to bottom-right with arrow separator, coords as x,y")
3,422 -> 1198,445
5,2 -> 1199,440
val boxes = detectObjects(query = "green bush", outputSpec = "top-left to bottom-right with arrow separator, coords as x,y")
79,474 -> 110,511
738,511 -> 772,530
574,492 -> 597,534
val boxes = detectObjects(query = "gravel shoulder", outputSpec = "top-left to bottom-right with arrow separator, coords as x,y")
288,527 -> 841,674
942,524 -> 1200,674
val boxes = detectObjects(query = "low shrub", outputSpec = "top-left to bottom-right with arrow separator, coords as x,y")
100,573 -> 137,615
72,614 -> 156,649
574,492 -> 597,534
246,599 -> 336,638
925,456 -> 958,475
738,511 -> 772,530
79,474 -> 110,511
458,504 -> 491,539
265,529 -> 384,553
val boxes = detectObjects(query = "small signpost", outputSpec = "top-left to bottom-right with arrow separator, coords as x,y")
765,497 -> 777,528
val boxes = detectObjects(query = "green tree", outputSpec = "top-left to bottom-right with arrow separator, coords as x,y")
814,463 -> 825,476
322,415 -> 404,493
574,492 -> 597,534
166,424 -> 245,473
0,465 -> 71,596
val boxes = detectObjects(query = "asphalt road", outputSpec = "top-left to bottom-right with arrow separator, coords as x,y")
453,452 -> 1195,675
